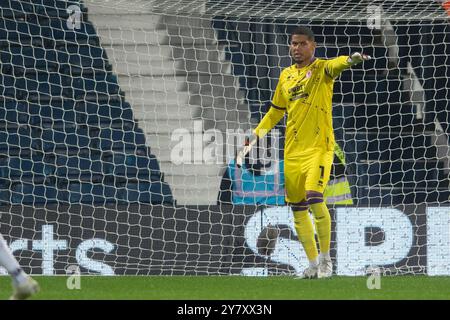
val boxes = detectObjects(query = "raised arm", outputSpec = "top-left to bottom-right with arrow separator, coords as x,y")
325,53 -> 371,78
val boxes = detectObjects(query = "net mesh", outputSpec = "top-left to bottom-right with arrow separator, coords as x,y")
0,0 -> 449,276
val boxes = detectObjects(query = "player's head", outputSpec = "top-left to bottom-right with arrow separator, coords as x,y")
290,26 -> 316,65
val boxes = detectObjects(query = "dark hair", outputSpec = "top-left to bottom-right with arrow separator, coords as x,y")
290,26 -> 315,41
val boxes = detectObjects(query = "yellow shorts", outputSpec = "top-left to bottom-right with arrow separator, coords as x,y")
284,149 -> 334,204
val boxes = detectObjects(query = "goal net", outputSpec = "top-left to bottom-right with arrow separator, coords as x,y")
0,0 -> 449,276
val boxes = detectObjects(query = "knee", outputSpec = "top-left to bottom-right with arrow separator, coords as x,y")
306,191 -> 324,205
292,206 -> 310,224
290,199 -> 309,212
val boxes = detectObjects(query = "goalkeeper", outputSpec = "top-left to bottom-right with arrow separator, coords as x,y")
237,26 -> 370,279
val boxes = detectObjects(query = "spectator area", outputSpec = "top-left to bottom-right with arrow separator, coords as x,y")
0,0 -> 173,205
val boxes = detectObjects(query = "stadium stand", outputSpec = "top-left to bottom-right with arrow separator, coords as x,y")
0,0 -> 173,205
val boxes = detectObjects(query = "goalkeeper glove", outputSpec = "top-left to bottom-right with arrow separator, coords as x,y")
236,134 -> 258,167
348,52 -> 372,65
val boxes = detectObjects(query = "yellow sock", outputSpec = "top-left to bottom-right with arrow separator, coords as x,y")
293,210 -> 318,262
309,202 -> 331,254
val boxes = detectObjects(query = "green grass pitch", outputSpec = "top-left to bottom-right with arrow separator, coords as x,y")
0,276 -> 449,300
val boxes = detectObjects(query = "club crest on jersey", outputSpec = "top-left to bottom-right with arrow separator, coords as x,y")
306,70 -> 312,78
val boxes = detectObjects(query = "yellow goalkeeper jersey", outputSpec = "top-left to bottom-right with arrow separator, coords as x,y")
254,56 -> 352,157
